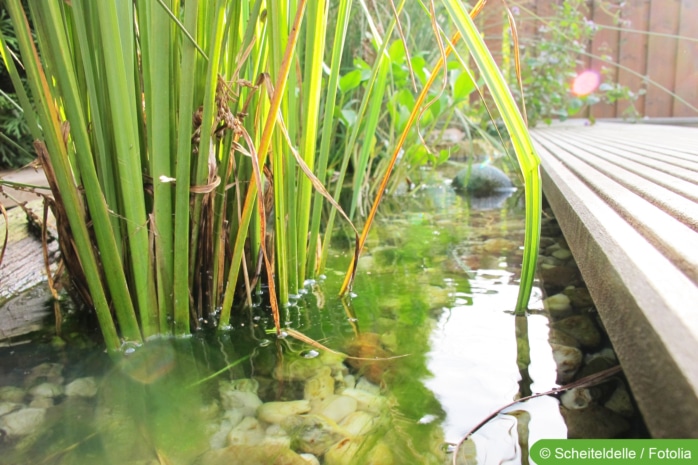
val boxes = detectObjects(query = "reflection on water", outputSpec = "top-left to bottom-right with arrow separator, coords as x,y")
0,175 -> 572,464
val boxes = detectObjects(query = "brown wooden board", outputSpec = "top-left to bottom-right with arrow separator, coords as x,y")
616,0 -> 651,117
588,0 -> 622,118
672,0 -> 698,116
644,0 -> 681,117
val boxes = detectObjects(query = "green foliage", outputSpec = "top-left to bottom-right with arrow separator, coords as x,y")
0,8 -> 33,168
512,0 -> 642,126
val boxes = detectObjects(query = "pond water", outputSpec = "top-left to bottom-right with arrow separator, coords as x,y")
0,169 -> 644,464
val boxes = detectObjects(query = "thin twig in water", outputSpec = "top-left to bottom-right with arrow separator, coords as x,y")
452,365 -> 623,465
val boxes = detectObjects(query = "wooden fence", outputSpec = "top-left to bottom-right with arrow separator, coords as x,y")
479,0 -> 698,119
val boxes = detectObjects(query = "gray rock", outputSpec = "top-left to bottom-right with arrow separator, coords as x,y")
29,382 -> 64,399
282,414 -> 347,456
65,377 -> 98,398
563,287 -> 595,309
552,314 -> 602,348
551,343 -> 583,383
605,385 -> 635,418
0,401 -> 21,417
194,445 -> 310,465
561,404 -> 630,438
0,407 -> 46,437
452,165 -> 514,197
0,386 -> 25,403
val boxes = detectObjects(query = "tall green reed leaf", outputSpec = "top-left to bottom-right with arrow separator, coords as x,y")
441,0 -> 541,313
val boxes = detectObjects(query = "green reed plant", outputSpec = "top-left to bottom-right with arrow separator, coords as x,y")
2,0 -> 542,348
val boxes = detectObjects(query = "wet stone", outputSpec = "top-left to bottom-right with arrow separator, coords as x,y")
0,401 -> 21,417
313,394 -> 357,423
219,384 -> 263,416
561,404 -> 630,439
552,248 -> 572,261
560,388 -> 593,410
0,407 -> 46,437
552,314 -> 602,349
605,385 -> 635,418
549,329 -> 581,349
543,293 -> 572,319
564,287 -> 595,309
65,377 -> 98,398
0,386 -> 25,403
29,382 -> 64,399
551,343 -> 583,384
282,414 -> 346,456
258,400 -> 311,424
227,417 -> 265,446
195,445 -> 310,465
539,266 -> 582,289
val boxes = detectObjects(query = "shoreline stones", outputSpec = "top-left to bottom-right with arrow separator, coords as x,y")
0,361 -> 98,442
204,346 -> 391,465
539,212 -> 643,439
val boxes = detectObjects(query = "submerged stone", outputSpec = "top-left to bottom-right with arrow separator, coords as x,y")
552,315 -> 602,349
304,366 -> 335,402
65,377 -> 98,398
219,386 -> 263,416
0,407 -> 46,437
0,386 -> 26,404
29,382 -> 64,399
605,385 -> 635,418
313,394 -> 357,423
258,400 -> 311,424
452,165 -> 514,197
324,437 -> 395,465
551,343 -> 583,383
561,404 -> 630,438
560,388 -> 593,410
282,414 -> 346,456
195,445 -> 310,465
227,417 -> 265,446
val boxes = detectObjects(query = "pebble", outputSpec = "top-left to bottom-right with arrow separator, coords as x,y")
257,400 -> 311,424
543,293 -> 572,317
560,388 -> 593,410
65,377 -> 98,397
282,414 -> 346,456
227,417 -> 265,446
29,382 -> 64,398
314,394 -> 357,423
561,404 -> 630,438
551,343 -> 583,383
605,385 -> 635,418
0,407 -> 46,437
219,387 -> 263,416
552,314 -> 602,348
0,401 -> 21,417
0,386 -> 26,403
552,248 -> 572,260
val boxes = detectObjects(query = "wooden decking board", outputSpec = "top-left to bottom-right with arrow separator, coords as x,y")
535,130 -> 698,206
552,130 -> 698,176
530,121 -> 698,438
539,127 -> 698,168
565,123 -> 698,150
533,133 -> 698,284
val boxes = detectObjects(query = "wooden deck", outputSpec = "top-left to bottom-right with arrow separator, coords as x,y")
531,121 -> 698,438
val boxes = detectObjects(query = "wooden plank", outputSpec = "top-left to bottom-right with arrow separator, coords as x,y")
556,132 -> 698,183
672,0 -> 698,116
616,0 -> 651,117
644,0 -> 681,117
531,124 -> 698,437
534,130 -> 698,229
588,0 -> 622,119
